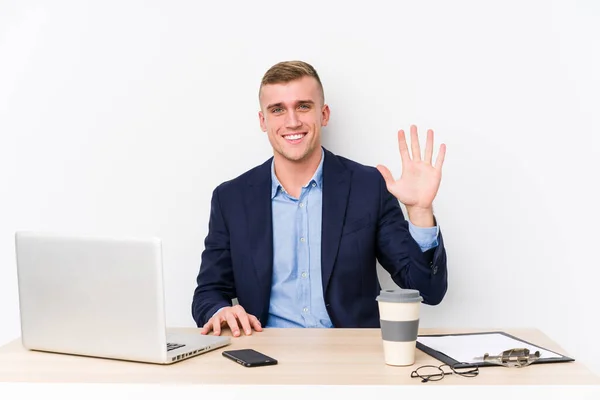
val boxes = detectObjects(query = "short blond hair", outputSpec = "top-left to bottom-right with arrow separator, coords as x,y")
259,60 -> 324,104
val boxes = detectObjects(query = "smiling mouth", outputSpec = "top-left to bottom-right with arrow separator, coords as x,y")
282,133 -> 307,143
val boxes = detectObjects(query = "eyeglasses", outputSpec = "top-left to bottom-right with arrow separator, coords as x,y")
411,363 -> 479,383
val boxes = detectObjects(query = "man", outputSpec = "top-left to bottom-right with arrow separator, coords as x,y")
192,61 -> 447,337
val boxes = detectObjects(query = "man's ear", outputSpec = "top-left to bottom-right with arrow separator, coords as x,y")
321,104 -> 331,127
258,111 -> 267,132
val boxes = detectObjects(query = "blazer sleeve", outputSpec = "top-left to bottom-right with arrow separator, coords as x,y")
375,175 -> 448,305
191,187 -> 237,327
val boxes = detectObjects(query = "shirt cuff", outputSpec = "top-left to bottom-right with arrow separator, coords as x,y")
408,220 -> 439,252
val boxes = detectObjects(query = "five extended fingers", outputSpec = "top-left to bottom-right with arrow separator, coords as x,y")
398,125 -> 445,170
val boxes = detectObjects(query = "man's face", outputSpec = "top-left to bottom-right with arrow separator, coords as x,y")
259,76 -> 330,163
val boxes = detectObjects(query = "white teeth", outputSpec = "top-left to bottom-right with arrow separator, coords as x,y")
285,134 -> 304,140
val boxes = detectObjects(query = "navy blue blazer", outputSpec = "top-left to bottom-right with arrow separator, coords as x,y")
192,148 -> 448,328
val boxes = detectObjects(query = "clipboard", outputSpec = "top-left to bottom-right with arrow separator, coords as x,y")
416,331 -> 575,368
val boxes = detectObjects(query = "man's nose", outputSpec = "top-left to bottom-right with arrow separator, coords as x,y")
285,111 -> 302,128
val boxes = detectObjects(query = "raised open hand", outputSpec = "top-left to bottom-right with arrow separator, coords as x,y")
376,125 -> 446,212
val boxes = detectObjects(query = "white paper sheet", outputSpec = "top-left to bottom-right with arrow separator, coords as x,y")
417,333 -> 563,364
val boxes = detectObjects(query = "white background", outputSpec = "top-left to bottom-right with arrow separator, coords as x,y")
1,0 -> 599,379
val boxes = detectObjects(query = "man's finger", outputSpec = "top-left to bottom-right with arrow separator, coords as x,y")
200,321 -> 212,335
235,310 -> 253,336
376,165 -> 395,188
249,315 -> 263,332
225,312 -> 241,337
424,129 -> 434,164
435,144 -> 446,170
397,129 -> 410,165
212,316 -> 222,336
410,125 -> 421,162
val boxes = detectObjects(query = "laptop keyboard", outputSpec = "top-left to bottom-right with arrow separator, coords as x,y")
167,342 -> 185,351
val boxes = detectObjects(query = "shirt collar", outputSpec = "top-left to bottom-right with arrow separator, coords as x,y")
271,147 -> 324,199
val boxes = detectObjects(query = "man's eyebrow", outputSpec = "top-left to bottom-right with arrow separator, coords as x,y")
266,100 -> 315,109
266,102 -> 284,109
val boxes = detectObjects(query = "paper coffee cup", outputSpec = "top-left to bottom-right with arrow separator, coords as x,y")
376,289 -> 422,366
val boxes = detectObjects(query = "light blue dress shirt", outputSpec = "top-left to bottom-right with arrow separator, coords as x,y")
266,148 -> 439,328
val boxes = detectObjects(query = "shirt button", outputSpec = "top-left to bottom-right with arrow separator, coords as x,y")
301,272 -> 307,278
300,237 -> 305,243
303,307 -> 309,313
312,183 -> 316,187
299,202 -> 304,208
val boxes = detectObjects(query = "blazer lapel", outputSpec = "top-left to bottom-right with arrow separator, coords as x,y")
244,159 -> 273,323
321,149 -> 352,295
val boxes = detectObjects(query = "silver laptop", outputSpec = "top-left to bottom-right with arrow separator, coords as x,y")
14,231 -> 230,364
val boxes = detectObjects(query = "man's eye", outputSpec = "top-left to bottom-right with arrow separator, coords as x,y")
299,104 -> 310,110
271,108 -> 283,113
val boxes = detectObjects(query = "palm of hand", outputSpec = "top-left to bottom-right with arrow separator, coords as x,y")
376,125 -> 446,209
389,161 -> 442,208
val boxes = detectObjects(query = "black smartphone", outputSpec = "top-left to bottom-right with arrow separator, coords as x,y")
222,349 -> 278,367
